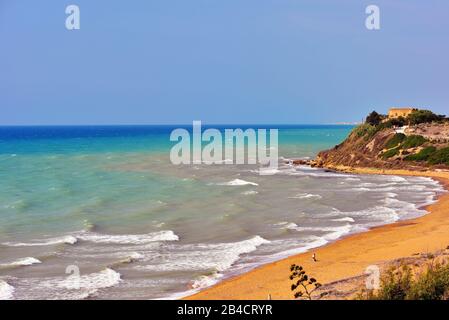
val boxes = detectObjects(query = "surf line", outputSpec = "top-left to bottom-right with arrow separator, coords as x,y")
169,121 -> 279,174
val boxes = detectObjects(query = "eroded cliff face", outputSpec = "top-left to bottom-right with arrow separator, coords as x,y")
314,127 -> 428,170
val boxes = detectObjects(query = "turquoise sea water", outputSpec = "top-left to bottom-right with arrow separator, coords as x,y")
0,125 -> 350,238
0,125 -> 444,299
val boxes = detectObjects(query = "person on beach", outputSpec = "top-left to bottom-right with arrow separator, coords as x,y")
312,253 -> 317,262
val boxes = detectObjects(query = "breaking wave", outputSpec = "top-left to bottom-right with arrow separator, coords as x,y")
134,235 -> 270,274
1,231 -> 179,248
0,280 -> 14,300
289,193 -> 322,199
1,235 -> 78,247
218,179 -> 259,186
0,257 -> 42,269
77,230 -> 179,244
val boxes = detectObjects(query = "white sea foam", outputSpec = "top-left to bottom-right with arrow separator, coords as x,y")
351,187 -> 371,192
1,235 -> 78,247
0,257 -> 42,268
8,268 -> 122,300
345,177 -> 361,182
341,206 -> 400,224
134,236 -> 270,273
332,217 -> 355,223
268,236 -> 330,259
114,252 -> 146,265
385,192 -> 398,198
257,168 -> 281,175
56,268 -> 121,291
387,176 -> 407,182
289,224 -> 353,240
128,252 -> 144,261
241,190 -> 258,195
322,224 -> 353,240
0,280 -> 15,300
289,193 -> 322,199
77,230 -> 179,244
191,273 -> 224,290
275,222 -> 300,230
219,179 -> 259,186
382,197 -> 427,219
0,280 -> 14,300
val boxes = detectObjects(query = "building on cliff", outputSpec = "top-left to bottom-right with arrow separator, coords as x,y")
388,107 -> 417,119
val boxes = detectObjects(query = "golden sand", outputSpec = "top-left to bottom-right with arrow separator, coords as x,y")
187,168 -> 449,300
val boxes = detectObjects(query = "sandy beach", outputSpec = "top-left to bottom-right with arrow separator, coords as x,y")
187,168 -> 449,300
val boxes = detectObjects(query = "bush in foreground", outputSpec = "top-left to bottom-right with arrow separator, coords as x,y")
289,264 -> 322,300
360,260 -> 449,300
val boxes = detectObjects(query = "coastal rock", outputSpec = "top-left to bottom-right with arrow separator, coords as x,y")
312,124 -> 449,171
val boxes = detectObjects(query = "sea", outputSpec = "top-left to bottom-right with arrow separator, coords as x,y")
0,125 -> 445,299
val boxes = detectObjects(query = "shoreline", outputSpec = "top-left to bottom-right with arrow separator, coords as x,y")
186,167 -> 449,300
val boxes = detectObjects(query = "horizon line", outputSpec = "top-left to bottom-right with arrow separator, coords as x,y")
0,122 -> 360,127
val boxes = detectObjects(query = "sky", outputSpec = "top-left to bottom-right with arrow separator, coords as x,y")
1,0 -> 448,125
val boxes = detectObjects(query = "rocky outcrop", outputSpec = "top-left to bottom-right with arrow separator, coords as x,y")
314,126 -> 433,170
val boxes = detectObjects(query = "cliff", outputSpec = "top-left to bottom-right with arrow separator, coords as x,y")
314,123 -> 449,171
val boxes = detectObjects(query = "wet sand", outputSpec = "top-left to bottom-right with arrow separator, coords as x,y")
187,168 -> 449,300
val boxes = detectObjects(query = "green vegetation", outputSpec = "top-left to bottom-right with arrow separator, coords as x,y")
360,261 -> 449,300
385,133 -> 406,149
289,264 -> 322,300
401,135 -> 427,149
408,109 -> 446,125
351,123 -> 373,138
365,111 -> 384,126
427,147 -> 449,165
349,110 -> 449,167
381,147 -> 400,159
405,146 -> 437,162
384,134 -> 426,158
404,146 -> 449,165
351,123 -> 380,141
388,116 -> 407,127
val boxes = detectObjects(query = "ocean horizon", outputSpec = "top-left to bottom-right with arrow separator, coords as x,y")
0,125 -> 444,299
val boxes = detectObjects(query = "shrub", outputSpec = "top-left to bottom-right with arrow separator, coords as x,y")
427,147 -> 449,165
405,146 -> 437,162
382,147 -> 400,159
360,260 -> 449,300
407,110 -> 444,125
376,266 -> 413,300
407,262 -> 449,300
351,124 -> 374,138
351,123 -> 380,141
385,133 -> 406,149
402,135 -> 427,149
375,121 -> 393,131
389,116 -> 407,127
366,111 -> 384,126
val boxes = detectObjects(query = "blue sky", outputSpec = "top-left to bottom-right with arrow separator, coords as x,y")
1,0 -> 448,125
